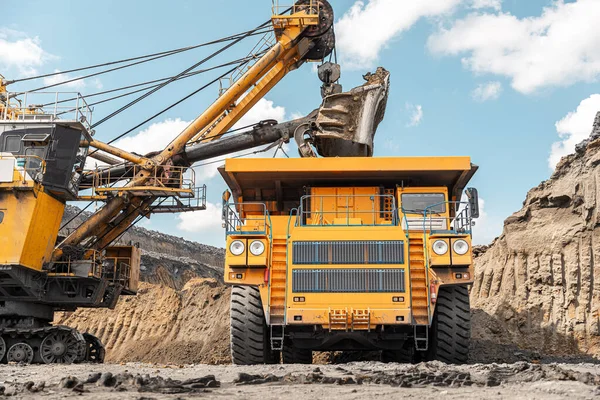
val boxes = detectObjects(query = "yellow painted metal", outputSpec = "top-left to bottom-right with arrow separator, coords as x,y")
284,224 -> 409,329
271,1 -> 320,32
308,187 -> 390,225
192,45 -> 303,144
225,156 -> 472,173
448,236 -> 473,266
0,188 -> 65,271
89,139 -> 148,165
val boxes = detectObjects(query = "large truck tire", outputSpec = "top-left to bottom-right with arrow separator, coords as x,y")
426,285 -> 470,364
282,343 -> 312,364
230,285 -> 278,365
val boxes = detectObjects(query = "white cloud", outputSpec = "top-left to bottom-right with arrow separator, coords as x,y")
231,98 -> 285,130
42,70 -> 102,91
470,0 -> 501,11
177,202 -> 222,233
428,0 -> 600,94
106,98 -> 288,182
406,103 -> 423,127
471,81 -> 502,102
549,94 -> 600,169
335,0 -> 462,69
113,118 -> 190,157
0,28 -> 53,77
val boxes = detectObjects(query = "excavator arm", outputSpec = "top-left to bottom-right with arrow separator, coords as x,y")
54,1 -> 337,258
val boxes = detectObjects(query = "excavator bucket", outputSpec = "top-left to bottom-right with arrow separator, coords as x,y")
313,67 -> 390,157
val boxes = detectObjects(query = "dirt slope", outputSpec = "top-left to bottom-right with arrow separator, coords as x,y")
56,279 -> 231,365
471,116 -> 600,358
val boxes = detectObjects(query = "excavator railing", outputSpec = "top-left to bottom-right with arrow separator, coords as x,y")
48,251 -> 132,288
86,164 -> 196,198
271,0 -> 321,29
1,91 -> 93,132
151,185 -> 207,213
48,250 -> 102,278
102,256 -> 133,288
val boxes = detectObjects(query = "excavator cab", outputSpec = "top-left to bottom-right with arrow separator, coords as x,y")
0,92 -> 93,200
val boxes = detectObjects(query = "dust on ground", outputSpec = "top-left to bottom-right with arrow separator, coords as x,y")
1,361 -> 600,399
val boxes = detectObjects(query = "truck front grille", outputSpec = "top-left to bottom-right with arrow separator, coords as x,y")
292,268 -> 405,293
292,240 -> 404,265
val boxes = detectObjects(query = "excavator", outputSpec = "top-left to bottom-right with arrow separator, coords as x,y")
0,1 -> 392,364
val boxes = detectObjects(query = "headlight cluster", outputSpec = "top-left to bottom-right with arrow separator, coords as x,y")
432,240 -> 449,255
453,239 -> 469,255
249,240 -> 265,256
229,240 -> 245,256
432,239 -> 470,255
229,240 -> 265,256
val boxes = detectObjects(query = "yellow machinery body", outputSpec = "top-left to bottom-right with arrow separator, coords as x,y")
0,187 -> 64,271
221,156 -> 478,339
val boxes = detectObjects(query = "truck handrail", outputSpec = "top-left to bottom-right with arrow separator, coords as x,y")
223,201 -> 271,236
297,194 -> 398,227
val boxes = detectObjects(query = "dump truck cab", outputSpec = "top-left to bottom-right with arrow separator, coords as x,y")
221,156 -> 478,364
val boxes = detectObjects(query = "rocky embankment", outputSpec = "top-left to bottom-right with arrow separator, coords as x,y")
471,113 -> 600,359
56,279 -> 231,365
60,206 -> 224,288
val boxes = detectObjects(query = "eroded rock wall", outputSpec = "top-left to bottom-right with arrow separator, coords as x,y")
472,135 -> 600,356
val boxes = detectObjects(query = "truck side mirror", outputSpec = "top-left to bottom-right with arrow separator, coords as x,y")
222,190 -> 231,221
465,187 -> 480,219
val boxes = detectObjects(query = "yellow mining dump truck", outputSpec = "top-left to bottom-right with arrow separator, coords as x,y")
221,157 -> 479,364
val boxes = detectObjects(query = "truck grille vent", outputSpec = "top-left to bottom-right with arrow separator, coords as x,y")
292,241 -> 404,265
292,268 -> 405,293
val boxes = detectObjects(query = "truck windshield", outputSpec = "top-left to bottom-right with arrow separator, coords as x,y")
401,193 -> 446,214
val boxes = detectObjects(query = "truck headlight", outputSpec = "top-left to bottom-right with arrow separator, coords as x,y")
249,240 -> 265,256
229,240 -> 245,256
453,239 -> 469,255
432,240 -> 448,255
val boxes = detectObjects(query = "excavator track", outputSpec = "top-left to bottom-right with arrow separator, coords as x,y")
0,326 -> 102,364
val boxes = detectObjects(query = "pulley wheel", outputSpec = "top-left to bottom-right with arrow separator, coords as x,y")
303,27 -> 335,61
7,343 -> 34,364
296,0 -> 334,37
40,330 -> 80,364
0,337 -> 6,362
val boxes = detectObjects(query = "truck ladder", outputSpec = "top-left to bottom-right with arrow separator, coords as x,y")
408,236 -> 430,325
269,236 -> 287,325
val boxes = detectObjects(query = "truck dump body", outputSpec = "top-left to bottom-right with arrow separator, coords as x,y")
220,157 -> 477,205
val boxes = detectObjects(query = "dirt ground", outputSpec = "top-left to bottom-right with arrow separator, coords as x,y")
1,361 -> 599,399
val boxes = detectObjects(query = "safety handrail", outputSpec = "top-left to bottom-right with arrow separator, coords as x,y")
2,91 -> 93,132
400,201 -> 474,234
223,201 -> 271,236
297,194 -> 398,227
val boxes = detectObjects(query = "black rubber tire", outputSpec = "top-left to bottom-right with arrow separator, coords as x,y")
426,285 -> 470,364
230,285 -> 278,365
282,343 -> 312,364
381,342 -> 414,363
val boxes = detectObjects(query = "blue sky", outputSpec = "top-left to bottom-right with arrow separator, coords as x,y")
3,0 -> 600,247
